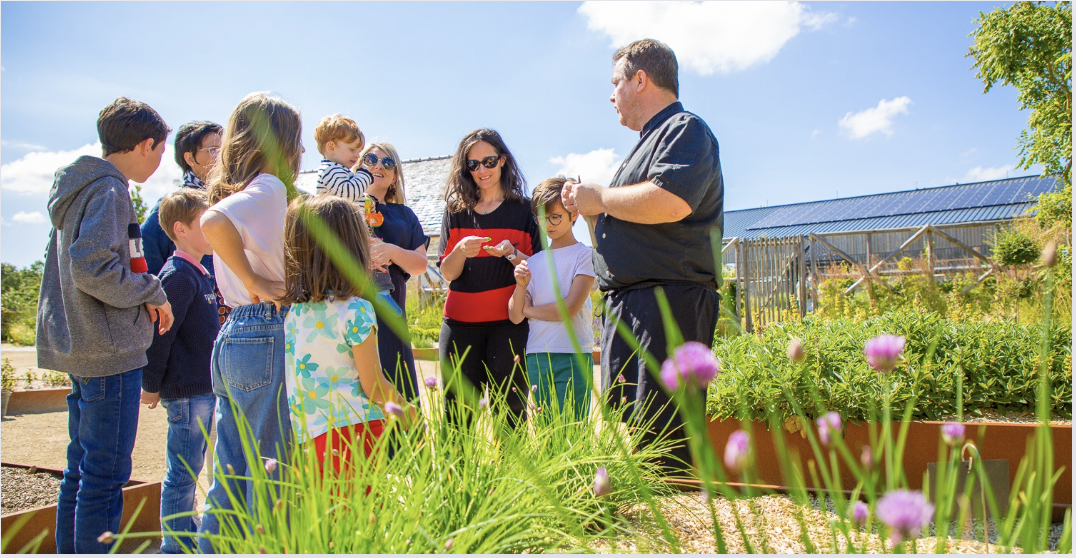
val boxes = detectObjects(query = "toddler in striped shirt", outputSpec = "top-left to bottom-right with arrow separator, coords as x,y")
314,113 -> 373,201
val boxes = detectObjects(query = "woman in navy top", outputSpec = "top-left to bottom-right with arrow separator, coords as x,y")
356,142 -> 430,402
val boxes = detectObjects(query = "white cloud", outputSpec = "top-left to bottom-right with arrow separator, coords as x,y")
579,1 -> 837,75
811,129 -> 822,139
962,165 -> 1012,183
0,142 -> 182,204
11,211 -> 46,224
838,96 -> 912,139
549,148 -> 623,186
1,140 -> 47,151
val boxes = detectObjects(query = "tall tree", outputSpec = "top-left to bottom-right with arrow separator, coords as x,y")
968,1 -> 1072,186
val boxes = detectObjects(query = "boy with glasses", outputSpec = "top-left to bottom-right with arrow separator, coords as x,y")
508,177 -> 596,418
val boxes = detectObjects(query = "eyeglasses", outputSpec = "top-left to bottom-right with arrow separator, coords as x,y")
198,146 -> 221,157
536,212 -> 569,226
362,153 -> 397,171
466,155 -> 501,172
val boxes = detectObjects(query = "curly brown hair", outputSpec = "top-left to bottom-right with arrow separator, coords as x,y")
444,128 -> 526,213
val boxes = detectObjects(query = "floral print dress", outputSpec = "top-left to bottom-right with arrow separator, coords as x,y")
284,296 -> 384,442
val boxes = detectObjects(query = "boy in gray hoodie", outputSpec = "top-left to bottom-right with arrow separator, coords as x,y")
37,97 -> 176,554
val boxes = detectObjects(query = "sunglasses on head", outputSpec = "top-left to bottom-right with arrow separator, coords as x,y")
466,155 -> 501,172
362,153 -> 397,171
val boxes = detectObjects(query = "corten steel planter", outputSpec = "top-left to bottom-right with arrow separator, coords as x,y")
5,387 -> 70,415
705,416 -> 1071,520
0,462 -> 162,554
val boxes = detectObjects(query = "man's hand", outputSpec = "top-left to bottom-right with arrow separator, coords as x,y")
514,260 -> 531,287
146,301 -> 174,334
453,235 -> 490,258
141,390 -> 160,409
562,180 -> 606,217
484,239 -> 515,258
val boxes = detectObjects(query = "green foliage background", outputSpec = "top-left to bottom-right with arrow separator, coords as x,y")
707,310 -> 1072,423
1,261 -> 43,345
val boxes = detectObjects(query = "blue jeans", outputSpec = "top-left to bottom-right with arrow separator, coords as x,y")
198,303 -> 290,553
159,393 -> 216,554
56,369 -> 142,554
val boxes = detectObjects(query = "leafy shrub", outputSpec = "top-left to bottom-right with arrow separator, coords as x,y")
1,261 -> 43,344
990,226 -> 1041,266
707,310 -> 1072,422
1,359 -> 16,392
7,322 -> 35,346
406,291 -> 444,343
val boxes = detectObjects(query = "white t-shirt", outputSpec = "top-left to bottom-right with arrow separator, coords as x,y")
525,242 -> 596,354
211,173 -> 288,308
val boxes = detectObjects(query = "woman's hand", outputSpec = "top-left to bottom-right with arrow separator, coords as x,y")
483,239 -> 515,258
369,237 -> 392,273
454,235 -> 489,258
245,275 -> 285,309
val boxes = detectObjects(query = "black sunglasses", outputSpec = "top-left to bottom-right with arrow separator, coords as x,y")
362,153 -> 397,171
466,155 -> 501,172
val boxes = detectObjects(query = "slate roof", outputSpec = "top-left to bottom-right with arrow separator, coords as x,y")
724,175 -> 1058,240
296,155 -> 452,237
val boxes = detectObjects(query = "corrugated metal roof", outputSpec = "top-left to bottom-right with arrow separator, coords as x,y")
726,175 -> 1057,239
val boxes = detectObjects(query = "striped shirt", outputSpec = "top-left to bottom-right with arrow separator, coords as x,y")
316,159 -> 373,202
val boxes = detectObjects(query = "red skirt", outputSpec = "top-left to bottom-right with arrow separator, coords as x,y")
311,420 -> 384,476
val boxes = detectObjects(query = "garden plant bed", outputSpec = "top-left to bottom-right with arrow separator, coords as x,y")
704,416 -> 1072,519
4,387 -> 70,415
0,463 -> 162,554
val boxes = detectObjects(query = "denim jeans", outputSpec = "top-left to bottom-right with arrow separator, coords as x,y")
56,368 -> 142,554
159,392 -> 215,554
197,303 -> 290,553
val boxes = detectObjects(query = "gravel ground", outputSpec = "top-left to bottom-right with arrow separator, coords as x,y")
591,492 -> 1066,554
1,466 -> 62,515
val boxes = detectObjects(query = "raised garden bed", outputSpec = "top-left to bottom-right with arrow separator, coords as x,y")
0,462 -> 162,553
4,388 -> 70,415
703,416 -> 1072,521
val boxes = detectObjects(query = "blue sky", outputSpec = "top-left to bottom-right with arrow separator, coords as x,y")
1,1 -> 1039,268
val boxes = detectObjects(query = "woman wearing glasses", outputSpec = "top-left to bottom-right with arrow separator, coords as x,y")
355,142 -> 430,403
438,128 -> 541,425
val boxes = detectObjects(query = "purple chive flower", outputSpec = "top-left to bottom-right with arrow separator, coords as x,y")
659,341 -> 720,391
478,397 -> 488,409
617,374 -> 626,384
593,467 -> 611,497
265,458 -> 278,474
861,445 -> 874,469
385,401 -> 404,418
816,412 -> 842,445
864,335 -> 906,372
97,531 -> 115,544
444,538 -> 454,551
724,430 -> 751,473
531,384 -> 538,393
851,501 -> 870,525
876,489 -> 934,544
787,337 -> 806,363
424,376 -> 438,389
941,422 -> 965,446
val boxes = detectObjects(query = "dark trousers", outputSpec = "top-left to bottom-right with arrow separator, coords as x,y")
375,293 -> 419,404
439,320 -> 529,427
601,283 -> 719,476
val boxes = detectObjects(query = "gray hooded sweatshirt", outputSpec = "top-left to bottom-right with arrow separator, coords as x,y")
36,155 -> 167,377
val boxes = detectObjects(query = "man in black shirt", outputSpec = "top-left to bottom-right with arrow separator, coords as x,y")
563,38 -> 724,476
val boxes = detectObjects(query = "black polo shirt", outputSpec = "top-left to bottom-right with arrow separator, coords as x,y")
593,101 -> 724,291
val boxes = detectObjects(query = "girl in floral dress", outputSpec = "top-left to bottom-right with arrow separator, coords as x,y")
281,194 -> 417,476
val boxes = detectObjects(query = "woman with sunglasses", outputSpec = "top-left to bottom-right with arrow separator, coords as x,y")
355,142 -> 429,403
438,128 -> 541,425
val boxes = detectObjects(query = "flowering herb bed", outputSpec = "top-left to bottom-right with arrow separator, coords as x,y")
707,311 -> 1072,423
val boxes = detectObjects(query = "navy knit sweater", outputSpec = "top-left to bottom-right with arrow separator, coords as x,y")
143,255 -> 219,399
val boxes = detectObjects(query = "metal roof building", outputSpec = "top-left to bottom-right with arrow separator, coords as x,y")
724,175 -> 1058,241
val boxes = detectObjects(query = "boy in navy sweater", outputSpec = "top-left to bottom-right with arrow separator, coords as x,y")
140,187 -> 219,554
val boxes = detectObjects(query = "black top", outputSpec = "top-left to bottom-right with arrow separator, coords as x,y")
371,202 -> 429,310
437,199 -> 541,325
143,256 -> 220,399
593,101 -> 724,291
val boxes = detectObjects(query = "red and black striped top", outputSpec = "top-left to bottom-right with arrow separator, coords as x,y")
438,199 -> 542,325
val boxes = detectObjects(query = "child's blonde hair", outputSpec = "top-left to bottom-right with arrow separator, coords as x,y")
315,114 -> 364,157
208,92 -> 303,204
159,188 -> 210,243
357,142 -> 407,204
282,195 -> 372,304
